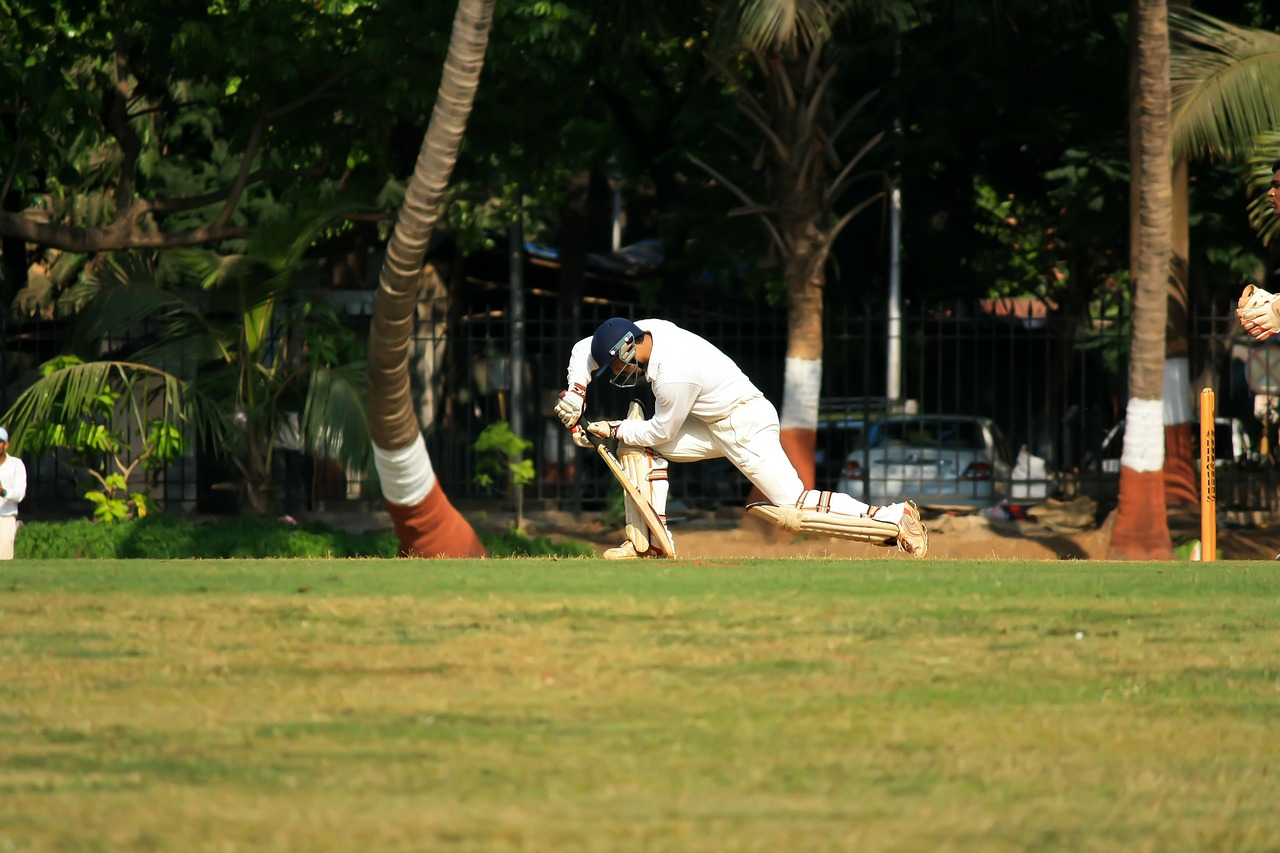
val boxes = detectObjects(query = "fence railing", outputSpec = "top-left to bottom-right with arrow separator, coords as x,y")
9,289 -> 1279,522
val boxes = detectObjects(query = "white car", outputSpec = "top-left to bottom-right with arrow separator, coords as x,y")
836,414 -> 1015,510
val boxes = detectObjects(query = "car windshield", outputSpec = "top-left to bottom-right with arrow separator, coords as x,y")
871,419 -> 985,450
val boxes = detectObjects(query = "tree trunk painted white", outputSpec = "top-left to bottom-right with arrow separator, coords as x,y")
1111,0 -> 1174,559
366,0 -> 495,558
780,356 -> 821,490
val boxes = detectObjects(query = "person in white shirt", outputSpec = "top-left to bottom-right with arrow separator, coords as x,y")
0,427 -> 27,560
555,318 -> 927,559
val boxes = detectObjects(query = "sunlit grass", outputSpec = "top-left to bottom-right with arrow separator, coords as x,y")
2,559 -> 1279,851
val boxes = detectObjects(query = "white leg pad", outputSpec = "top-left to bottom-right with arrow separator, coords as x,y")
622,447 -> 652,552
618,400 -> 675,556
747,490 -> 900,547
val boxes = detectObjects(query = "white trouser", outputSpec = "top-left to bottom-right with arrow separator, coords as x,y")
654,398 -> 802,504
653,397 -> 904,522
0,516 -> 16,560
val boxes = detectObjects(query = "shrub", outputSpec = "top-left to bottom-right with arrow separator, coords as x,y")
15,515 -> 592,559
16,519 -> 131,558
480,526 -> 597,558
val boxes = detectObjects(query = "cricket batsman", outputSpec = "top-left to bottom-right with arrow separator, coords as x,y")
555,317 -> 928,559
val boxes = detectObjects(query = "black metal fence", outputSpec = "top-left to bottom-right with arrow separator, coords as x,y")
421,288 -> 1279,520
9,284 -> 1280,521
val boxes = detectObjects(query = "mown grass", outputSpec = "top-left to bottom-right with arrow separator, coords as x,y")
2,558 -> 1279,852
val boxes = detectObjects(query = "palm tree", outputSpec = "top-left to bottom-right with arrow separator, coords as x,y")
690,0 -> 889,489
365,0 -> 495,558
1109,0 -> 1174,559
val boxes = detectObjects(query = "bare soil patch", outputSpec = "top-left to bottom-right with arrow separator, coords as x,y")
497,504 -> 1280,562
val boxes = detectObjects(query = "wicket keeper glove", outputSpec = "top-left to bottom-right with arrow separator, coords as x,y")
555,383 -> 587,428
1238,285 -> 1280,341
586,420 -> 622,440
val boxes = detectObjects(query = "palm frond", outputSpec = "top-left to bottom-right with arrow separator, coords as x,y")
256,200 -> 369,271
171,247 -> 263,291
717,0 -> 829,55
1171,8 -> 1280,161
301,363 -> 371,476
716,0 -> 906,54
1,361 -> 213,455
131,329 -> 233,373
67,270 -> 180,357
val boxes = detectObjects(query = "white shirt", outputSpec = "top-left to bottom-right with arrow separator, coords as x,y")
567,318 -> 762,447
0,454 -> 26,517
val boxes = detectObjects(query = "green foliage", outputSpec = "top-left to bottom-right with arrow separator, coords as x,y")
473,422 -> 535,492
13,514 -> 591,559
3,219 -> 373,519
1170,9 -> 1280,163
0,0 -> 459,259
972,177 -> 1068,300
12,354 -> 186,522
15,519 -> 133,559
479,525 -> 596,558
1075,272 -> 1133,376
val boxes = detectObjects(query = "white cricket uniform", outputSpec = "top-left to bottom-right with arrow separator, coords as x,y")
0,454 -> 27,560
568,318 -> 895,516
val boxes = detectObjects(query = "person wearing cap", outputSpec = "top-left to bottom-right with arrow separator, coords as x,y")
554,318 -> 927,559
0,427 -> 26,559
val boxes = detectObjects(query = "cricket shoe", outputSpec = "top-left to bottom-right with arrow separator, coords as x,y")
895,501 -> 928,558
603,540 -> 673,560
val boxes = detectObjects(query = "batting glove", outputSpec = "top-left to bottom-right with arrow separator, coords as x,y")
1239,285 -> 1280,341
569,425 -> 593,449
555,383 -> 587,428
586,419 -> 621,440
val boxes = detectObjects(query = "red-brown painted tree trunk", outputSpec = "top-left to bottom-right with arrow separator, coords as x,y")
1110,0 -> 1174,559
1163,159 -> 1198,509
387,485 -> 486,558
365,0 -> 495,558
1111,468 -> 1174,558
1163,421 -> 1199,508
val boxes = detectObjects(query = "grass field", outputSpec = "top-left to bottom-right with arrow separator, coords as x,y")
3,557 -> 1279,852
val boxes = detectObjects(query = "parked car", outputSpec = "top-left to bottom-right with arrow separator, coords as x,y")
836,414 -> 1015,510
815,397 -> 891,489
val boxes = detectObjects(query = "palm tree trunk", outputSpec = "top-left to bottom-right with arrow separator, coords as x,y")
1110,0 -> 1174,559
780,228 -> 826,490
366,0 -> 495,558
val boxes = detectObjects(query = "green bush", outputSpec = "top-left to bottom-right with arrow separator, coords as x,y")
117,514 -> 200,558
480,526 -> 597,558
15,515 -> 592,559
16,518 -> 132,558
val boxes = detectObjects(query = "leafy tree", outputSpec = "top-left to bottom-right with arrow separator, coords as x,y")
0,0 -> 457,255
